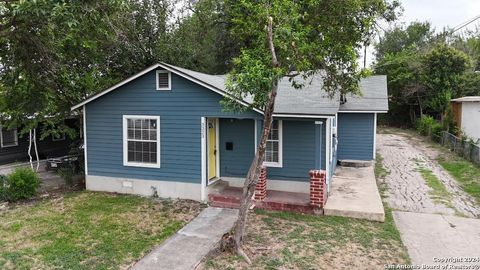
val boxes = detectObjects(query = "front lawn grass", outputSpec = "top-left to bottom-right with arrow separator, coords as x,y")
0,191 -> 202,270
200,156 -> 409,269
200,208 -> 409,270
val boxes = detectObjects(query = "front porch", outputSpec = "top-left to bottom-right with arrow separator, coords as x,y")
208,163 -> 386,221
207,168 -> 327,215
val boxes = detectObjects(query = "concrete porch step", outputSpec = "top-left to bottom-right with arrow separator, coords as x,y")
208,186 -> 321,215
208,186 -> 242,209
338,159 -> 373,168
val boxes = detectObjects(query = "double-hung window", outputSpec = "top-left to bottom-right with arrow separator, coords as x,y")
264,120 -> 282,167
0,126 -> 18,148
123,115 -> 160,168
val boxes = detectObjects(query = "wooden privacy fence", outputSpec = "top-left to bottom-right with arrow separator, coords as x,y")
441,131 -> 480,165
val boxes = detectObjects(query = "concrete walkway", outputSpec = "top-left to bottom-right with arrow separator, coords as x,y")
130,207 -> 238,270
394,211 -> 480,265
324,166 -> 385,222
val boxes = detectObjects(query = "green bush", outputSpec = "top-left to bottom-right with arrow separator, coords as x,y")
430,123 -> 444,142
416,115 -> 436,136
416,115 -> 444,141
0,175 -> 7,201
4,167 -> 40,202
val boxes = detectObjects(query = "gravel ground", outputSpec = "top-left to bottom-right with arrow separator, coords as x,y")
377,132 -> 480,218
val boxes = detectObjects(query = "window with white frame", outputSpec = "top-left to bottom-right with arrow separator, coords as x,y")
156,70 -> 171,90
264,120 -> 282,167
0,127 -> 18,148
123,116 -> 160,168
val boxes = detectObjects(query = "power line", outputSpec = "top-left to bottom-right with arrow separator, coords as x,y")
452,14 -> 480,33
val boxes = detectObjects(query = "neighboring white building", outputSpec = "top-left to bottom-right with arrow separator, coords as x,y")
451,96 -> 480,141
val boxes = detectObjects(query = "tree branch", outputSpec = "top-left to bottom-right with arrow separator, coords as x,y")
268,17 -> 279,67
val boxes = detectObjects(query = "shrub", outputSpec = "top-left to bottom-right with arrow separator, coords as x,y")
0,175 -> 7,201
430,123 -> 444,142
416,115 -> 436,136
416,115 -> 444,141
4,167 -> 40,202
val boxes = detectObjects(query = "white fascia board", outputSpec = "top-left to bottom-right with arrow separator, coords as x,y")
72,62 -> 264,115
72,64 -> 162,110
338,110 -> 388,113
272,114 -> 335,119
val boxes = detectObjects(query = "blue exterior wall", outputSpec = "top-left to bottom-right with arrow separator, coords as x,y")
85,69 -> 260,183
337,113 -> 375,161
220,119 -> 326,181
219,118 -> 255,177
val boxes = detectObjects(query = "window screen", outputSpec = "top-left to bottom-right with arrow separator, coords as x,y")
1,128 -> 18,147
265,120 -> 280,163
126,118 -> 159,165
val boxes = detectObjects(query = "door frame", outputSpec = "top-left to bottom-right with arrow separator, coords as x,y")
207,118 -> 220,185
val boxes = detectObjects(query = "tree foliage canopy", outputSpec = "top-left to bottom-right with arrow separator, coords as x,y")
0,0 -> 239,138
223,0 -> 398,111
374,21 -> 477,126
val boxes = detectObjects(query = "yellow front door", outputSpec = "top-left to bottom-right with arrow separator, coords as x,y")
208,119 -> 217,180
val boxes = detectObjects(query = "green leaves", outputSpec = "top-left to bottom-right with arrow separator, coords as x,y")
223,0 -> 395,111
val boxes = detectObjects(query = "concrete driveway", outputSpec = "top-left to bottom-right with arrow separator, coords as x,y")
393,211 -> 480,266
378,130 -> 480,267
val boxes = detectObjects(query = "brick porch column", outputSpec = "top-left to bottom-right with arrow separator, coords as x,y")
254,167 -> 267,201
309,170 -> 327,208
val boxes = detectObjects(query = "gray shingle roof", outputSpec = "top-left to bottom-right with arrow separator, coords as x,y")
274,75 -> 339,115
165,63 -> 388,114
339,75 -> 388,112
73,62 -> 388,115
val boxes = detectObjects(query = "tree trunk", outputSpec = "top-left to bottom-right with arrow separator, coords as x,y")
33,128 -> 40,172
28,129 -> 33,170
416,85 -> 423,117
230,16 -> 280,263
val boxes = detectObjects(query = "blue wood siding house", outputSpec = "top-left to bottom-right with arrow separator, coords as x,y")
72,63 -> 388,201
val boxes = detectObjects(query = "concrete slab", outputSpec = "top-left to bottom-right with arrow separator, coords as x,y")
324,166 -> 385,222
393,211 -> 480,266
130,207 -> 238,270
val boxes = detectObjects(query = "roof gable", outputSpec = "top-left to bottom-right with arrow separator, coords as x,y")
71,63 -> 262,114
72,63 -> 388,116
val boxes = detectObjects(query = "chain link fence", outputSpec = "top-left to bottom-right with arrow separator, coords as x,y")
441,131 -> 480,165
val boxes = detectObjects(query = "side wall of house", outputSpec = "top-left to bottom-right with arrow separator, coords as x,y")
461,102 -> 480,141
337,113 -> 375,161
85,70 -> 259,199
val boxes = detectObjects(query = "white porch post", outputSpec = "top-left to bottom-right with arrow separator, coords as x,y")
200,117 -> 207,201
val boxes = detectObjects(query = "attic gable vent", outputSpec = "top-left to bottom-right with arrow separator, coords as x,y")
156,70 -> 171,90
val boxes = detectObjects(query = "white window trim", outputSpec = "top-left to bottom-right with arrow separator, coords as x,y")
263,120 -> 283,168
52,133 -> 66,142
0,126 -> 18,148
123,115 -> 161,168
156,70 -> 171,90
